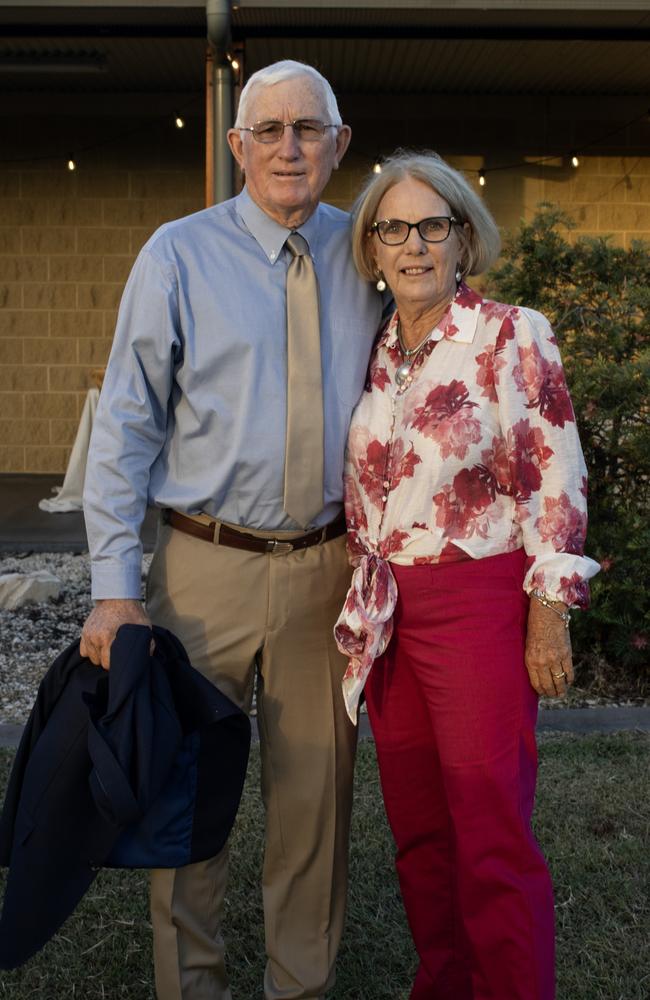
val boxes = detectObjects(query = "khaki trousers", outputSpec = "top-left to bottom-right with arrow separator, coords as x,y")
146,519 -> 357,1000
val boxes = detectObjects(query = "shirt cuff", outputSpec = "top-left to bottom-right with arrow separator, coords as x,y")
524,554 -> 600,610
90,560 -> 144,601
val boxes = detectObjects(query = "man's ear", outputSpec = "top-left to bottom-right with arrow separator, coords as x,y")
333,125 -> 352,169
227,128 -> 245,171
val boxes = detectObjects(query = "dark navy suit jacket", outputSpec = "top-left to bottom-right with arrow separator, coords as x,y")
0,625 -> 250,969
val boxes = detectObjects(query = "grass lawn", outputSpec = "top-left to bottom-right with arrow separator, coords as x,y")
0,734 -> 648,999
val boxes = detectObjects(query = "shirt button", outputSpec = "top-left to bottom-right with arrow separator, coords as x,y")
383,481 -> 390,488
382,494 -> 388,502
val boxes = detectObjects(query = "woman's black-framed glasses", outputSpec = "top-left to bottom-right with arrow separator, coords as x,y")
240,119 -> 339,143
371,216 -> 458,246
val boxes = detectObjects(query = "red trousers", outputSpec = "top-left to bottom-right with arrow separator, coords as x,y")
365,549 -> 555,1000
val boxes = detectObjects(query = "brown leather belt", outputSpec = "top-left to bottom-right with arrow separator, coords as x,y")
164,509 -> 346,554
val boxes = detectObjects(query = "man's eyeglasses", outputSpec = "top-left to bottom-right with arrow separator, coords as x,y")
240,119 -> 339,143
370,216 -> 459,246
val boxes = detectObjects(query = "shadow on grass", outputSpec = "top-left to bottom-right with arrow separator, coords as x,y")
0,734 -> 648,999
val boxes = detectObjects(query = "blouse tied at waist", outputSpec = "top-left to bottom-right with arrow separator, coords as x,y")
334,552 -> 398,724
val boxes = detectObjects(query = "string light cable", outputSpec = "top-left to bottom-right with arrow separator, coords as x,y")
0,95 -> 203,169
471,106 -> 649,186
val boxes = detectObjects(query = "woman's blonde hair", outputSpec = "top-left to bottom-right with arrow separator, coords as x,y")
351,150 -> 501,281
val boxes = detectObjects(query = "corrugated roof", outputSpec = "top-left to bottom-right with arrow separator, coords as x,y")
0,4 -> 649,96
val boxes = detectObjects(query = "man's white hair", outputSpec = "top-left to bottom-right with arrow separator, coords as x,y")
234,60 -> 343,129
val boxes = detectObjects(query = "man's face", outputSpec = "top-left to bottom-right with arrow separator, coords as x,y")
228,76 -> 351,228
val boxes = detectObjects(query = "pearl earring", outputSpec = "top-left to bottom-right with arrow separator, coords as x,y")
375,271 -> 387,292
455,265 -> 463,284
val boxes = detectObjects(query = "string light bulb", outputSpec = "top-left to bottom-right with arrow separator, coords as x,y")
231,58 -> 240,71
478,170 -> 486,187
571,153 -> 579,168
174,115 -> 185,129
372,159 -> 383,174
67,157 -> 76,172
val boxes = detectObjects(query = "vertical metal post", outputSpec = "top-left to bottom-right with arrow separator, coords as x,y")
206,0 -> 234,206
213,63 -> 233,204
205,47 -> 215,207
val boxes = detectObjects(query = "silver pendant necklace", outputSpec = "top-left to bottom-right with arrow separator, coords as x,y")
395,322 -> 431,386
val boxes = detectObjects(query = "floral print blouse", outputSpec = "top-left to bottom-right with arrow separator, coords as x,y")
335,282 -> 600,722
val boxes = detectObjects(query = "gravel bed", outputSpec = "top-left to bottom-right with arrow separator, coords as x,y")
0,552 -> 645,725
0,552 -> 149,725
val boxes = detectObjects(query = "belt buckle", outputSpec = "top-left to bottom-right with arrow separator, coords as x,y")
268,539 -> 294,556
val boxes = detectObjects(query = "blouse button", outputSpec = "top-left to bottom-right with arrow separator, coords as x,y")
383,480 -> 390,488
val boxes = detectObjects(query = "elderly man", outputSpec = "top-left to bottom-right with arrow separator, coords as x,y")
80,60 -> 382,1000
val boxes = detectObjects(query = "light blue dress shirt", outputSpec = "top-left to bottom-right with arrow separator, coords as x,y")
84,188 -> 383,599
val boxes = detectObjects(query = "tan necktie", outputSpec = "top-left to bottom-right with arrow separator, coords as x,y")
283,232 -> 324,528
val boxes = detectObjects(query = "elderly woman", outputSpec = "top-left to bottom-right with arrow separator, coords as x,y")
335,151 -> 599,1000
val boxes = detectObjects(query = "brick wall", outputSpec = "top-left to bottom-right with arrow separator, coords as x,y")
0,165 -> 203,473
1,92 -> 648,473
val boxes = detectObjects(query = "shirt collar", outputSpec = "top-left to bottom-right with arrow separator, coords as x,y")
383,281 -> 483,347
235,186 -> 321,265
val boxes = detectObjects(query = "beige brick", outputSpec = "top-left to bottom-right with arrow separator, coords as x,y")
599,204 -> 650,231
0,284 -> 22,308
130,171 -> 202,199
50,418 -> 80,445
24,338 -> 77,364
77,338 -> 112,366
48,366 -> 91,391
0,310 -> 49,338
130,227 -> 156,252
103,199 -> 163,227
24,391 -> 77,419
50,311 -> 104,338
0,228 -> 20,254
104,199 -> 198,228
0,257 -> 48,281
103,310 -> 119,336
0,393 -> 24,419
77,171 -> 130,198
22,228 -> 76,255
0,199 -> 37,225
599,156 -> 650,176
46,199 -> 103,226
572,176 -> 626,203
77,228 -> 131,255
0,173 -> 20,197
50,256 -> 104,282
23,283 -> 77,309
0,418 -> 50,445
24,445 -> 70,473
0,339 -> 23,364
103,255 -> 135,283
625,177 -> 650,202
0,365 -> 47,391
20,171 -> 77,198
566,204 -> 599,229
0,445 -> 25,472
77,283 -> 123,310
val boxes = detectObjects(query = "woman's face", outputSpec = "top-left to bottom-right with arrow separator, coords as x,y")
370,176 -> 464,313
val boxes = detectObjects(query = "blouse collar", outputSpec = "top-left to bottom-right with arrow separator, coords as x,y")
383,281 -> 483,348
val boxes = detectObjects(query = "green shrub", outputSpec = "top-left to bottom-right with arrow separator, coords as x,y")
488,206 -> 650,691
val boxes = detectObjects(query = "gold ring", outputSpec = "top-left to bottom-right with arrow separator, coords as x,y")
553,670 -> 567,679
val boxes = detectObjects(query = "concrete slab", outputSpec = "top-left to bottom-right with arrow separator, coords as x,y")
1,707 -> 648,750
0,474 -> 157,554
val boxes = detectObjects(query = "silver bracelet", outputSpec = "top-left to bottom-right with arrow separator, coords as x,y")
530,588 -> 571,629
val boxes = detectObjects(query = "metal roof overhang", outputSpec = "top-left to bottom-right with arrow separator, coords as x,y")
1,2 -> 650,98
